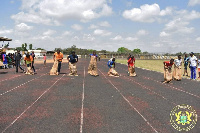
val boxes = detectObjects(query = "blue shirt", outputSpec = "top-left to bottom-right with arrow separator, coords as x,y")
184,57 -> 189,66
68,55 -> 78,63
107,60 -> 115,68
90,54 -> 98,57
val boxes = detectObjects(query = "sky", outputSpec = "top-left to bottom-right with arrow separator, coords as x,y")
0,0 -> 200,53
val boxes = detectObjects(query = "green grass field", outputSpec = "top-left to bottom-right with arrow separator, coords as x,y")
116,59 -> 200,80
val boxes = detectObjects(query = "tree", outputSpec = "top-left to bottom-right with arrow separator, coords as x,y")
117,47 -> 131,54
133,48 -> 142,54
15,47 -> 23,51
143,51 -> 149,54
29,44 -> 33,50
36,48 -> 45,50
175,52 -> 182,56
21,43 -> 28,51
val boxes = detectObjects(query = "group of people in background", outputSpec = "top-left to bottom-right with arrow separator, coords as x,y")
0,50 -> 41,74
163,52 -> 200,83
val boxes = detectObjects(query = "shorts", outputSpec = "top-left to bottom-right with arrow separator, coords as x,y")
184,65 -> 188,70
44,60 -> 46,64
198,68 -> 200,72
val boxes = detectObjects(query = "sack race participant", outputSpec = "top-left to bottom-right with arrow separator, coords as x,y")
107,57 -> 119,77
128,56 -> 136,77
163,59 -> 174,83
50,61 -> 59,75
198,55 -> 200,79
88,51 -> 99,76
67,51 -> 78,76
53,50 -> 63,75
24,54 -> 34,75
173,55 -> 182,81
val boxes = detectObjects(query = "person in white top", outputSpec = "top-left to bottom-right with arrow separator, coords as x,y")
173,55 -> 182,81
198,55 -> 200,79
189,52 -> 198,80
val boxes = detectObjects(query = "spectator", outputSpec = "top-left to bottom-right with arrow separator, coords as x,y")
30,51 -> 36,73
43,54 -> 46,67
198,55 -> 200,79
183,54 -> 189,76
189,52 -> 197,80
15,50 -> 25,73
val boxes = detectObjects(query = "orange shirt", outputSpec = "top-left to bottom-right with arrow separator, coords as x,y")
24,56 -> 33,61
54,52 -> 63,62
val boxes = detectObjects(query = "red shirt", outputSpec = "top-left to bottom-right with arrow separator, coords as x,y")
128,58 -> 135,66
164,61 -> 173,67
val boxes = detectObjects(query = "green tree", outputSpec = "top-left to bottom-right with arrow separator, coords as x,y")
15,47 -> 23,51
117,47 -> 131,54
29,44 -> 33,50
133,48 -> 142,54
175,52 -> 182,56
36,48 -> 45,50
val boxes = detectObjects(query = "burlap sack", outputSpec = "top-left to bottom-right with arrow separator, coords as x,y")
129,65 -> 136,77
88,56 -> 98,76
173,66 -> 182,80
50,61 -> 59,75
108,68 -> 119,77
25,67 -> 34,75
164,67 -> 173,82
69,62 -> 77,76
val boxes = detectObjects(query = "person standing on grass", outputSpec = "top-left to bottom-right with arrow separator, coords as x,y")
30,51 -> 36,73
128,56 -> 136,77
88,51 -> 98,76
53,50 -> 63,74
183,54 -> 189,76
189,52 -> 198,80
173,55 -> 182,81
43,54 -> 46,67
15,50 -> 25,73
163,59 -> 174,83
198,55 -> 200,79
67,51 -> 78,76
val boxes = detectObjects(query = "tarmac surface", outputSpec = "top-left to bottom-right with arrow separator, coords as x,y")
0,59 -> 199,133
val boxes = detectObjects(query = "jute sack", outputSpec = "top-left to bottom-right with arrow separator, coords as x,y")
164,67 -> 173,82
50,61 -> 59,75
69,62 -> 77,75
173,66 -> 182,80
129,65 -> 136,77
108,68 -> 119,77
25,67 -> 34,75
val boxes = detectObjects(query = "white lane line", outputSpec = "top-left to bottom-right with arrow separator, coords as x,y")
2,74 -> 65,133
80,67 -> 85,133
123,76 -> 177,106
0,73 -> 48,96
98,68 -> 158,133
0,75 -> 22,83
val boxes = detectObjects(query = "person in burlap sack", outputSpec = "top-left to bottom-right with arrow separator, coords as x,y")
53,50 -> 63,75
107,57 -> 119,77
173,55 -> 182,81
24,54 -> 34,75
67,51 -> 78,76
128,56 -> 136,77
88,51 -> 99,76
163,59 -> 174,83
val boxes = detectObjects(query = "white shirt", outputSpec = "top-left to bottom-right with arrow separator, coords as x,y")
198,59 -> 200,68
174,59 -> 182,67
189,56 -> 197,67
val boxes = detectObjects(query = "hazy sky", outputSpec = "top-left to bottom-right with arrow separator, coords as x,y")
0,0 -> 200,53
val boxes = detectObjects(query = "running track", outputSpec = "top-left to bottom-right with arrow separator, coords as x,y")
0,59 -> 199,133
